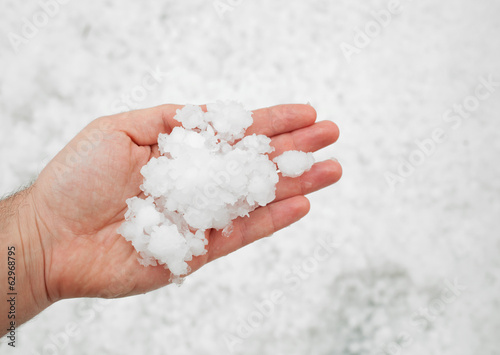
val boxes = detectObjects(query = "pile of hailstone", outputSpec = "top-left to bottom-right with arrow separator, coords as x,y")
118,102 -> 314,279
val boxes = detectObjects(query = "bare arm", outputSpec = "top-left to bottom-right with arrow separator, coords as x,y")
1,188 -> 51,338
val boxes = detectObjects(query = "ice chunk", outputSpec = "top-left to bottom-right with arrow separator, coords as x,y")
273,150 -> 315,178
173,104 -> 207,130
205,101 -> 253,142
158,127 -> 207,158
148,225 -> 190,276
235,134 -> 275,154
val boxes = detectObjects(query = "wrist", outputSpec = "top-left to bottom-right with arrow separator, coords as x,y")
0,185 -> 52,336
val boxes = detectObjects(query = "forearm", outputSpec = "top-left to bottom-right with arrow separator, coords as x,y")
0,187 -> 51,339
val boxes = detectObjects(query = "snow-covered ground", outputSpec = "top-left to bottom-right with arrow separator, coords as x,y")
1,0 -> 500,354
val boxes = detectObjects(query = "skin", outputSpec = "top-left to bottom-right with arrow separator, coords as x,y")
0,104 -> 341,336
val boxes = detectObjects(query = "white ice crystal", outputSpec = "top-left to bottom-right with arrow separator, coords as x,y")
273,150 -> 315,178
118,102 -> 314,279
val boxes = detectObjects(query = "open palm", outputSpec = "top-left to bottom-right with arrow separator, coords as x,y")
31,104 -> 341,302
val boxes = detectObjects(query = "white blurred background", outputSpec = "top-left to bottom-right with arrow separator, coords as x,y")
1,0 -> 500,354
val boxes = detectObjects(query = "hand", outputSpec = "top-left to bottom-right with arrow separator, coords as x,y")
17,104 -> 342,306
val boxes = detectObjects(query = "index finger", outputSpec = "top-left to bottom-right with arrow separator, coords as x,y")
245,104 -> 317,138
107,103 -> 317,146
